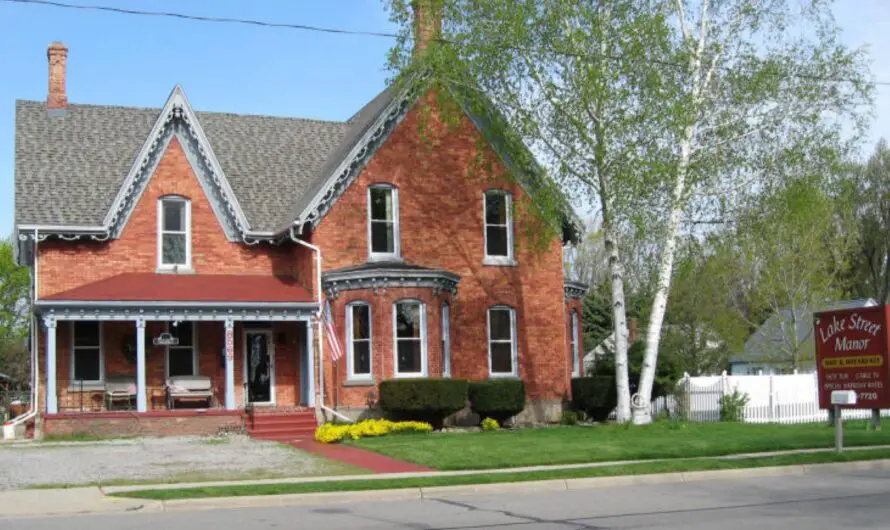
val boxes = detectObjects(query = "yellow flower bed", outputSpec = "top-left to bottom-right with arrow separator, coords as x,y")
314,419 -> 433,444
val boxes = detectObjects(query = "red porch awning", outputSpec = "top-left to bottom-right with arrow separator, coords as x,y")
42,273 -> 313,303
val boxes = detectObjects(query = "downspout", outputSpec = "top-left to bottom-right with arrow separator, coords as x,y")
288,224 -> 353,424
4,229 -> 40,435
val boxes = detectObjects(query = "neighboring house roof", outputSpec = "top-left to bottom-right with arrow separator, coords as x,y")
735,298 -> 878,365
39,273 -> 314,303
15,76 -> 581,253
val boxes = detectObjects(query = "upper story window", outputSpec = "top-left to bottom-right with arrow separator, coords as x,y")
571,311 -> 581,376
488,306 -> 518,377
346,303 -> 372,380
368,185 -> 400,260
71,321 -> 103,385
166,321 -> 197,378
158,197 -> 191,270
484,190 -> 514,264
394,300 -> 427,377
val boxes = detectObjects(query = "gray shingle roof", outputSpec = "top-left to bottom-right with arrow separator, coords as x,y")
14,98 -> 363,232
736,298 -> 878,365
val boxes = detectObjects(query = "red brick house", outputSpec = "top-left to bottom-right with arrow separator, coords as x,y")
13,10 -> 587,438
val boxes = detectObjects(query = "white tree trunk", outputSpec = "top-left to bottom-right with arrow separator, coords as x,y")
604,220 -> 632,422
632,135 -> 692,425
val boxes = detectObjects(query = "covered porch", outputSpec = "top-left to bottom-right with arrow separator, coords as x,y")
35,273 -> 319,419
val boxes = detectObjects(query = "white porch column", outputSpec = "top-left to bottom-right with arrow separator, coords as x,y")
136,318 -> 147,413
44,316 -> 58,415
224,319 -> 235,410
306,319 -> 315,407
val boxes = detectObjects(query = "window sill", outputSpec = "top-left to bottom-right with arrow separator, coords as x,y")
343,379 -> 376,387
483,257 -> 517,267
368,254 -> 403,263
156,266 -> 195,275
393,373 -> 427,378
488,373 -> 520,379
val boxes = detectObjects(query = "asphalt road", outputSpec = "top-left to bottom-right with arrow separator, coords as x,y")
7,469 -> 890,529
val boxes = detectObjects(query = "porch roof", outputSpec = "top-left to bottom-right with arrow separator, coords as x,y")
42,273 -> 314,303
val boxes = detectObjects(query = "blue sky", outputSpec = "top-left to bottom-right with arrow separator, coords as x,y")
0,1 -> 888,237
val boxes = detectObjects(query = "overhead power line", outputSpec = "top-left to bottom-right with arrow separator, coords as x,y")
1,0 -> 400,38
4,0 -> 890,88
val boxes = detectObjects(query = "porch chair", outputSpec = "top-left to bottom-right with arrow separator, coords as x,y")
165,375 -> 215,409
104,375 -> 137,411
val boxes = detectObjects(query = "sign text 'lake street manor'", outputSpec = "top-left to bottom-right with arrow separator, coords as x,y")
818,312 -> 883,352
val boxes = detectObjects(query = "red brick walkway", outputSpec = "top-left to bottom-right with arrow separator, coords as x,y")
291,439 -> 434,474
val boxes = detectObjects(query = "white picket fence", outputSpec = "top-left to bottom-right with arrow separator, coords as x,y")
650,372 -> 890,424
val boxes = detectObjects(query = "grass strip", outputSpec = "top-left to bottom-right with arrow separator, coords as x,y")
111,447 -> 890,501
350,421 -> 890,470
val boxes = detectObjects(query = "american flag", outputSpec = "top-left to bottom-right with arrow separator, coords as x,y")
323,300 -> 344,363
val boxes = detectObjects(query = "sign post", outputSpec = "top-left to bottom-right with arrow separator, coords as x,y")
814,305 -> 890,424
830,390 -> 856,452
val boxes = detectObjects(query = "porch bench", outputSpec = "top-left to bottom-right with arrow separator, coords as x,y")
165,376 -> 215,410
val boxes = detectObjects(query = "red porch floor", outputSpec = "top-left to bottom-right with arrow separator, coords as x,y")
291,439 -> 434,474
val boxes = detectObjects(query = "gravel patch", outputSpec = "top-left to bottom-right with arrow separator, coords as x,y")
0,435 -> 348,490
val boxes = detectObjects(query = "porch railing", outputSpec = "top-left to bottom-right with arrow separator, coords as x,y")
55,378 -> 226,413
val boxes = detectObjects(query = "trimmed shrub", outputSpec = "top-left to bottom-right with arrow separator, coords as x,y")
379,378 -> 469,429
481,417 -> 500,431
571,376 -> 616,422
314,419 -> 432,444
468,379 -> 526,424
560,410 -> 581,426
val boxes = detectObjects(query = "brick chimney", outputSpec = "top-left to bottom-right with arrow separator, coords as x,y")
47,41 -> 68,112
412,0 -> 442,55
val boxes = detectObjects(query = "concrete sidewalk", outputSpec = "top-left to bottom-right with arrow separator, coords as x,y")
4,445 -> 890,519
0,487 -> 162,518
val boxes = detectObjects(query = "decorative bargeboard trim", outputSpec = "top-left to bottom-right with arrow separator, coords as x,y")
36,301 -> 318,323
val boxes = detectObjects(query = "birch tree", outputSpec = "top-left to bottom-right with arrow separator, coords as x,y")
386,0 -> 679,422
632,0 -> 872,422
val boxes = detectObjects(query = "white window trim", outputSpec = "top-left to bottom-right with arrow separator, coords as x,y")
157,196 -> 193,272
165,321 -> 199,378
367,184 -> 400,261
69,321 -> 105,389
441,303 -> 451,377
487,306 -> 518,378
571,311 -> 581,377
393,300 -> 428,377
346,302 -> 373,381
483,190 -> 515,266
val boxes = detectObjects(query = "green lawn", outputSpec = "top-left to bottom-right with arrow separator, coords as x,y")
350,421 -> 890,470
113,448 -> 890,501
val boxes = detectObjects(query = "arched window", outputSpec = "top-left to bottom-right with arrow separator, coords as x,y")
346,302 -> 372,380
393,300 -> 427,377
368,184 -> 400,260
157,196 -> 191,270
488,305 -> 518,376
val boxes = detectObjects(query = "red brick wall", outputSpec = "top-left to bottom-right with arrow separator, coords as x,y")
43,411 -> 244,438
313,92 -> 571,406
37,137 -> 306,298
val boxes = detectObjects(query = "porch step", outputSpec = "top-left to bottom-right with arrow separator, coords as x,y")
246,411 -> 317,442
